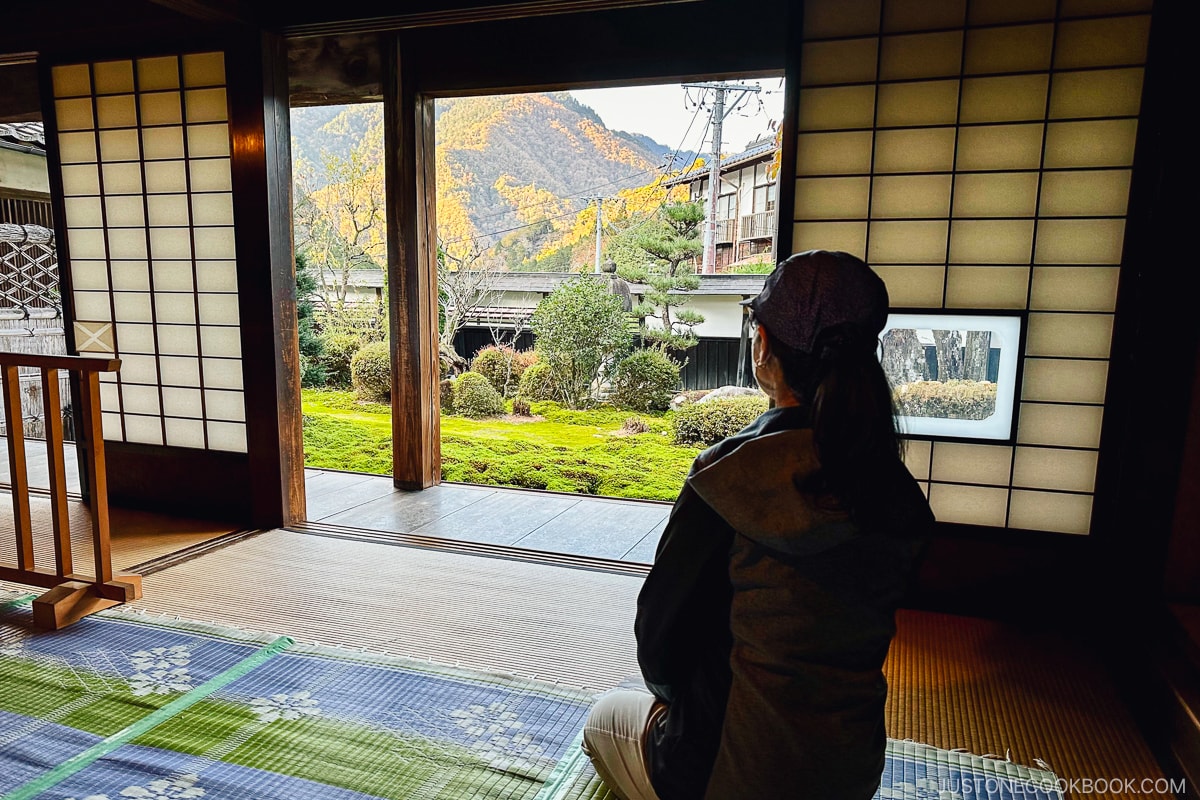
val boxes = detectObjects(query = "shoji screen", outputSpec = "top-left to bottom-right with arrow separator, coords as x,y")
51,53 -> 247,453
793,0 -> 1149,534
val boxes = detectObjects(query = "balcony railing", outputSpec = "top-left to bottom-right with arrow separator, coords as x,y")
714,218 -> 737,244
739,210 -> 776,241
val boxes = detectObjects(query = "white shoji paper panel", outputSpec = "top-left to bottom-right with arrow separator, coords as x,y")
797,86 -> 876,131
955,124 -> 1044,171
945,267 -> 1029,309
801,38 -> 879,86
873,128 -> 955,173
1034,219 -> 1126,264
1039,171 -> 1132,217
1025,313 -> 1114,359
969,0 -> 1055,24
964,24 -> 1053,74
1021,359 -> 1109,403
792,222 -> 867,259
1054,16 -> 1151,69
872,266 -> 945,307
1044,120 -> 1138,168
803,0 -> 882,39
872,175 -> 952,219
1060,0 -> 1151,16
1008,491 -> 1092,535
867,220 -> 948,264
205,389 -> 246,421
1018,403 -> 1104,449
1013,448 -> 1099,493
795,177 -> 871,220
959,75 -> 1049,123
876,80 -> 959,127
53,53 -> 245,452
1030,267 -> 1119,312
880,31 -> 962,80
1049,69 -> 1144,119
795,132 -> 875,175
882,0 -> 965,32
902,440 -> 932,480
929,484 -> 1008,527
949,220 -> 1035,264
931,442 -> 1013,485
952,173 -> 1039,218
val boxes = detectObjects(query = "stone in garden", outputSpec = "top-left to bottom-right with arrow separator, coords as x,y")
696,385 -> 764,403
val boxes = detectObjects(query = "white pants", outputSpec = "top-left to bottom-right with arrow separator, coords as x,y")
581,688 -> 667,800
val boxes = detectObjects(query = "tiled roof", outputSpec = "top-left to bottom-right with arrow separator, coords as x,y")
340,270 -> 766,296
0,122 -> 46,154
662,139 -> 777,188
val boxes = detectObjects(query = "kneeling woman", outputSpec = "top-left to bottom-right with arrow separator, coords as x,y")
582,250 -> 934,800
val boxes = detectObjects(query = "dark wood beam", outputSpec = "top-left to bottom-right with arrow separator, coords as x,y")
143,0 -> 256,25
288,33 -> 383,107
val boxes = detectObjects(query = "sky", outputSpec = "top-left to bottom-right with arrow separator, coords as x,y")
570,79 -> 785,158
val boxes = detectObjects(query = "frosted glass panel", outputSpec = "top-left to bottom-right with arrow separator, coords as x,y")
1039,170 -> 1131,217
190,159 -> 233,192
196,262 -> 239,292
154,293 -> 198,325
118,354 -> 158,385
903,440 -> 931,480
792,222 -> 867,259
142,126 -> 186,160
803,0 -> 881,38
101,123 -> 144,158
124,415 -> 163,446
879,32 -> 962,80
200,327 -> 242,358
960,75 -> 1048,123
113,291 -> 153,322
931,442 -> 1012,485
65,197 -> 104,228
928,484 -> 1007,527
69,260 -> 109,290
144,161 -> 188,194
1035,219 -> 1125,264
949,220 -> 1034,264
53,64 -> 92,97
1013,447 -> 1098,492
206,421 -> 247,453
61,165 -> 100,196
205,389 -> 246,422
1018,403 -> 1104,448
798,86 -> 876,130
1054,16 -> 1150,69
198,293 -> 241,325
945,266 -> 1029,309
152,261 -> 194,292
105,195 -> 145,227
147,194 -> 191,227
1030,266 -> 1119,312
137,56 -> 180,91
794,177 -> 871,220
194,228 -> 237,260
166,418 -> 206,448
95,95 -> 137,129
1026,313 -> 1113,358
157,324 -> 200,356
92,60 -> 134,94
183,52 -> 226,86
203,358 -> 244,390
872,266 -> 945,307
102,162 -> 143,194
876,80 -> 959,127
160,356 -> 201,387
871,175 -> 951,219
190,193 -> 235,226
122,384 -> 160,415
1021,359 -> 1108,403
162,387 -> 204,417
1044,120 -> 1138,168
115,323 -> 156,353
796,132 -> 874,175
1008,490 -> 1092,534
883,0 -> 965,31
186,124 -> 231,157
964,24 -> 1053,74
1049,69 -> 1144,119
956,124 -> 1043,171
184,88 -> 228,123
867,220 -> 948,264
139,92 -> 183,126
110,260 -> 150,291
55,98 -> 94,131
873,128 -> 955,173
801,38 -> 878,85
953,173 -> 1038,218
149,228 -> 191,260
107,229 -> 148,260
58,132 -> 98,163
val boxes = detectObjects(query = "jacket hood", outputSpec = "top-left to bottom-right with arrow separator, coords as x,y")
686,428 -> 862,557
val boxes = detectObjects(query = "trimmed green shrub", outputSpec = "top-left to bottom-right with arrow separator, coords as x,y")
472,345 -> 537,397
452,371 -> 505,418
351,341 -> 391,401
518,360 -> 560,402
440,378 -> 455,413
609,348 -> 682,412
672,395 -> 768,446
893,380 -> 997,420
320,332 -> 363,388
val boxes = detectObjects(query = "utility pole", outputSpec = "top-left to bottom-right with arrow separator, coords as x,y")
593,196 -> 603,274
682,81 -> 761,274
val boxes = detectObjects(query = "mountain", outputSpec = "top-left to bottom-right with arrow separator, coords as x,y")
291,93 -> 693,257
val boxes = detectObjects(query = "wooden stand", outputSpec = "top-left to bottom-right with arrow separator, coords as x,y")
32,576 -> 143,631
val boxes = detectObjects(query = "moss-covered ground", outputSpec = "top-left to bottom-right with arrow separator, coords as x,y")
302,389 -> 699,501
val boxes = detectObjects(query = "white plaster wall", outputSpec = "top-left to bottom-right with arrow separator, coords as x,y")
0,150 -> 50,196
641,295 -> 746,339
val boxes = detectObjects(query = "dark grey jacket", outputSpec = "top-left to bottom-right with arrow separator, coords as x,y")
636,407 -> 932,800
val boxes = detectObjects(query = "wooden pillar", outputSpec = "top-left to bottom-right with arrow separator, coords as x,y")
384,34 -> 440,490
227,31 -> 306,525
